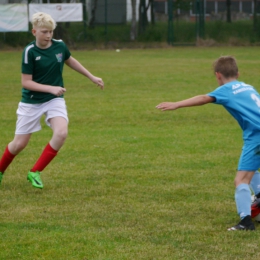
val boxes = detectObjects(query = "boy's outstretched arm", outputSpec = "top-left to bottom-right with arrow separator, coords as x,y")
65,56 -> 104,89
156,95 -> 215,111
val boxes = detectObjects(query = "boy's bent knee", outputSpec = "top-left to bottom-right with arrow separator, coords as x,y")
55,129 -> 68,141
51,129 -> 68,148
234,170 -> 255,187
9,140 -> 28,154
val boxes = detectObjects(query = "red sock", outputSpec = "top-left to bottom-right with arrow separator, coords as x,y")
0,146 -> 16,173
31,143 -> 58,172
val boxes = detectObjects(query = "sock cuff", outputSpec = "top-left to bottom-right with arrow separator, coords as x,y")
47,143 -> 58,154
255,171 -> 260,175
236,183 -> 250,192
5,146 -> 16,159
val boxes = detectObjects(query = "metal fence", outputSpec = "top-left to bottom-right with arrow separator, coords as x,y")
1,0 -> 260,47
80,0 -> 260,45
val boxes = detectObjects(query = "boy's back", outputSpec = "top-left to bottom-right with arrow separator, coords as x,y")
208,80 -> 260,142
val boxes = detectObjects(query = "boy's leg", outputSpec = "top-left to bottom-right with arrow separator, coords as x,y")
27,143 -> 58,189
235,170 -> 255,218
48,116 -> 68,151
28,117 -> 68,188
250,170 -> 260,197
0,134 -> 31,175
31,143 -> 58,173
228,170 -> 255,231
0,146 -> 16,174
250,171 -> 260,218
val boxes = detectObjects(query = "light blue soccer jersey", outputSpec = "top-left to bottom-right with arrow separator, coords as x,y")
207,80 -> 260,143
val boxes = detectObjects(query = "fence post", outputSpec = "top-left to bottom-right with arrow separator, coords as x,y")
81,0 -> 87,40
167,0 -> 174,45
195,0 -> 205,40
104,0 -> 108,44
139,0 -> 146,34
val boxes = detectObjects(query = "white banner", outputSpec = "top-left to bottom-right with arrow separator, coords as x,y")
0,4 -> 29,32
29,4 -> 83,22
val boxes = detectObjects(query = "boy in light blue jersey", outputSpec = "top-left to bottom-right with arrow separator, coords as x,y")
0,12 -> 104,189
156,56 -> 260,231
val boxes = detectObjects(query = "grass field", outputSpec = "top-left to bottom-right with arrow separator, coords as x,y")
1,47 -> 260,259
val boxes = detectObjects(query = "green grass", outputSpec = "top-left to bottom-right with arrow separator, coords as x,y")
1,47 -> 260,259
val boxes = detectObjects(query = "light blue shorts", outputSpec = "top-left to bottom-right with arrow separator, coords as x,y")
238,143 -> 260,171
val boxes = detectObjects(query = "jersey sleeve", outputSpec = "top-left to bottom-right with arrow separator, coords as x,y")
63,42 -> 71,61
207,85 -> 229,105
21,44 -> 34,75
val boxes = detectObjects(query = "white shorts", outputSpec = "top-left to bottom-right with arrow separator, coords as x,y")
15,98 -> 69,135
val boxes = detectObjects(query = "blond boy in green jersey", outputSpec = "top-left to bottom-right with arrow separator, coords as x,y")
0,12 -> 104,188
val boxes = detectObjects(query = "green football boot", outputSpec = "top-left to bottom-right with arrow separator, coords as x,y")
27,171 -> 43,189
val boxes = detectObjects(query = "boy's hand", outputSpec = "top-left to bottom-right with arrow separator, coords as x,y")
156,102 -> 178,111
51,87 -> 66,97
91,76 -> 104,90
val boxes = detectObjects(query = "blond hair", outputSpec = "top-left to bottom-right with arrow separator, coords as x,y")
213,56 -> 238,78
31,12 -> 56,30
